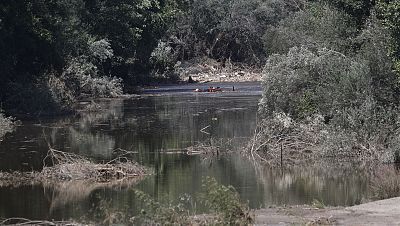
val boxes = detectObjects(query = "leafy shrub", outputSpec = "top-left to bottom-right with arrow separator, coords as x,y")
2,77 -> 75,114
260,46 -> 371,121
0,111 -> 15,141
355,14 -> 400,106
168,0 -> 299,64
263,2 -> 357,55
88,39 -> 114,62
150,41 -> 177,73
3,58 -> 122,115
45,73 -> 77,111
134,190 -> 191,225
62,58 -> 123,98
256,43 -> 400,164
376,0 -> 400,67
199,177 -> 254,225
150,40 -> 180,80
133,177 -> 253,225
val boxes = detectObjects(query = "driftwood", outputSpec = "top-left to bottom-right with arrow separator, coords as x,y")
0,148 -> 148,187
0,218 -> 82,226
245,114 -> 323,167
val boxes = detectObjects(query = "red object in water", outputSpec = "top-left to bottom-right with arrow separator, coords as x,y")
194,87 -> 222,92
207,87 -> 222,92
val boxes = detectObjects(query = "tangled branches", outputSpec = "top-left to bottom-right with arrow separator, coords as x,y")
0,218 -> 81,226
247,111 -> 398,167
186,138 -> 236,163
40,148 -> 147,182
247,113 -> 324,166
0,148 -> 147,188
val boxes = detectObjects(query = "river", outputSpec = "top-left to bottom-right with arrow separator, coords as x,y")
0,82 -> 368,222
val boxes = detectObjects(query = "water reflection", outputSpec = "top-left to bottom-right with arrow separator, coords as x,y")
0,83 -> 371,222
254,165 -> 368,206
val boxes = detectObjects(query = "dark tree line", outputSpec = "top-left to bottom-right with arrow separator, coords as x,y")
0,0 -> 179,114
1,0 -> 400,116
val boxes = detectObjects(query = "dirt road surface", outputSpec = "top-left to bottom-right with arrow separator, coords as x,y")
256,197 -> 400,225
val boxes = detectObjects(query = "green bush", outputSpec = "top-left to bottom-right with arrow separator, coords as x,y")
260,46 -> 371,121
263,2 -> 357,55
62,58 -> 123,98
133,177 -> 253,225
355,14 -> 400,106
2,78 -> 74,114
199,177 -> 254,225
134,190 -> 191,225
257,42 -> 400,164
0,111 -> 15,141
151,41 -> 177,71
88,39 -> 114,62
167,0 -> 298,64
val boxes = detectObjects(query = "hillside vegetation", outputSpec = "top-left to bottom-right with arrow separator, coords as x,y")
1,1 -> 400,141
252,0 -> 400,164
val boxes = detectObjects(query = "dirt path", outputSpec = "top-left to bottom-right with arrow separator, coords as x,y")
255,197 -> 400,225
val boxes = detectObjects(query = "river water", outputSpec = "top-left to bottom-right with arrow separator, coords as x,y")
0,82 -> 368,222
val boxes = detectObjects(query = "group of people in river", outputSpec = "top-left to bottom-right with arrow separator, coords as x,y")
194,86 -> 223,92
189,76 -> 235,92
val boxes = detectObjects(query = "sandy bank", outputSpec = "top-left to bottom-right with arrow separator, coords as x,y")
176,57 -> 262,83
256,197 -> 400,225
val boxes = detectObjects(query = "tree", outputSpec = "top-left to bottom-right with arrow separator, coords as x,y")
263,2 -> 357,55
376,0 -> 400,73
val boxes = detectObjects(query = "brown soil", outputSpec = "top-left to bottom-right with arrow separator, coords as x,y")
255,197 -> 400,225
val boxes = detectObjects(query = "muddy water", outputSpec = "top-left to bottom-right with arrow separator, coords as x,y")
0,82 -> 368,222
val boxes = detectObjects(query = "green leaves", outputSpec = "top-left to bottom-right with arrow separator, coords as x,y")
264,2 -> 357,55
376,0 -> 400,70
261,46 -> 372,120
200,176 -> 254,225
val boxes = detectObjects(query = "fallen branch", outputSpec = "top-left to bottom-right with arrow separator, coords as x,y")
0,217 -> 81,225
0,148 -> 148,187
200,125 -> 211,135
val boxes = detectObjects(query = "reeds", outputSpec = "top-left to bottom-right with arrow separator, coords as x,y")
370,165 -> 400,200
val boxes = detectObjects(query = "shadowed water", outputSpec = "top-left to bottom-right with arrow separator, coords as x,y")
0,82 -> 369,222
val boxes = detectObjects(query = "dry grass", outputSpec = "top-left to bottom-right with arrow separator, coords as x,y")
246,112 -> 396,167
40,148 -> 146,182
370,165 -> 400,200
0,148 -> 148,187
246,113 -> 324,167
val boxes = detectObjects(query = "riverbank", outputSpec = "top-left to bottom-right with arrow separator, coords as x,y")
255,197 -> 400,225
176,57 -> 262,83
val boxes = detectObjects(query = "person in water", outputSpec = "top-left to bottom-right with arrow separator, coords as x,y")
194,87 -> 223,92
188,76 -> 194,83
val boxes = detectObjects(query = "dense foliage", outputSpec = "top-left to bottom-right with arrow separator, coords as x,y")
256,0 -> 400,164
134,177 -> 253,225
0,0 -> 178,114
1,0 -> 400,124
